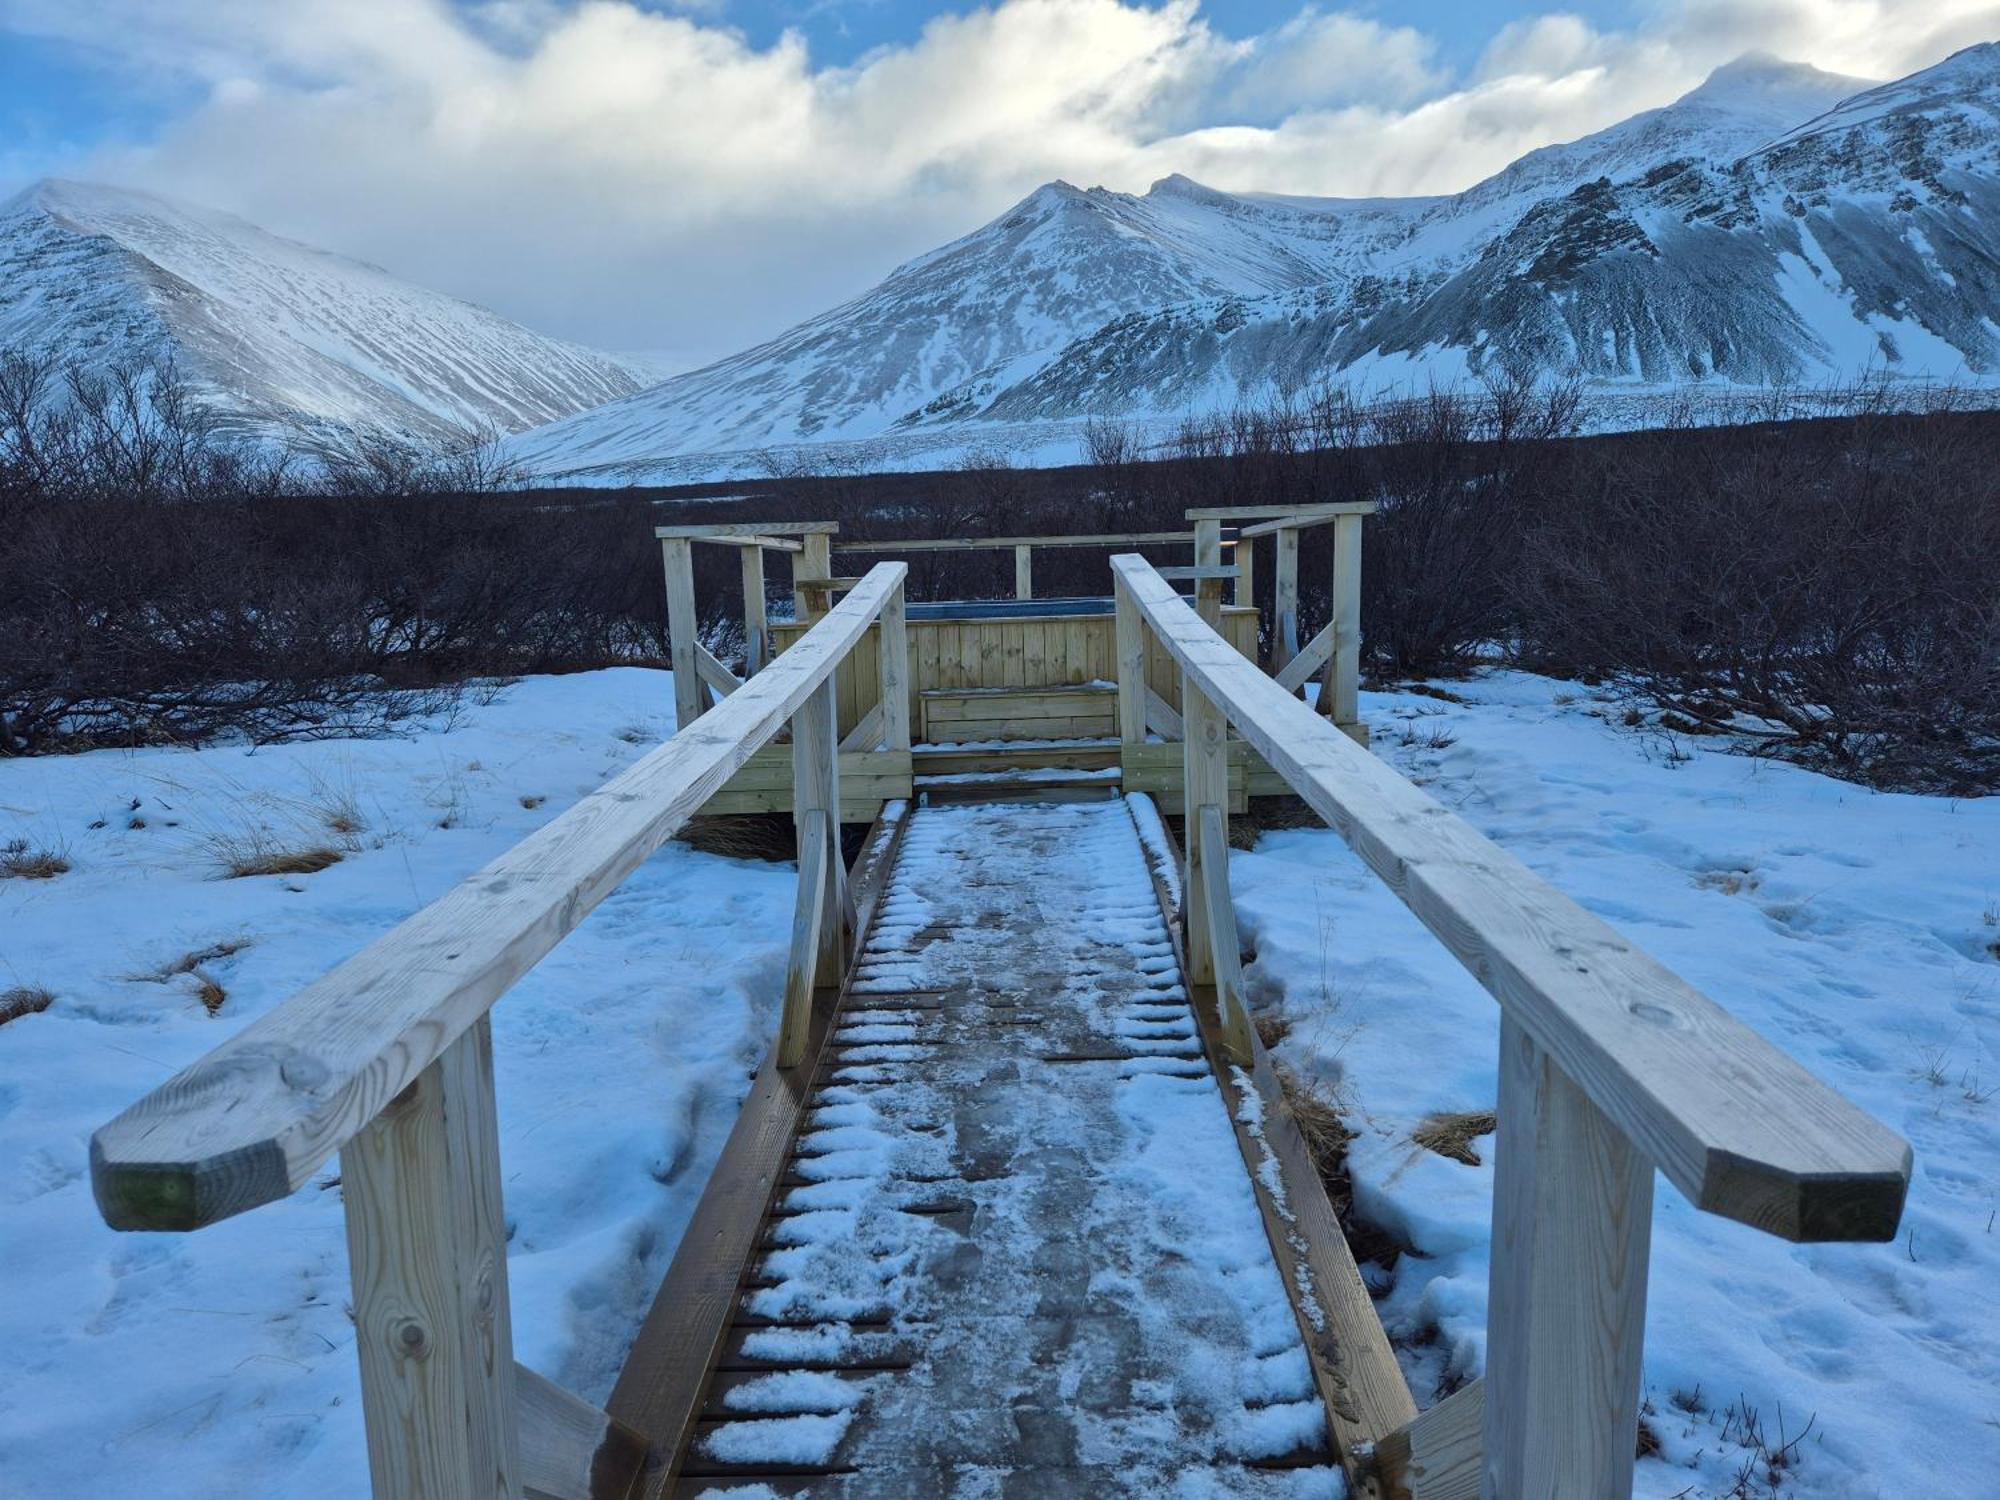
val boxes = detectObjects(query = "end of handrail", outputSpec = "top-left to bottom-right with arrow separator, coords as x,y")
1698,1139 -> 1913,1243
91,1128 -> 290,1232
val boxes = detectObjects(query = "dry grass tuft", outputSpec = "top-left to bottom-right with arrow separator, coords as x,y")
519,794 -> 546,810
675,814 -> 798,864
1254,1012 -> 1292,1051
0,986 -> 56,1026
211,834 -> 344,879
1412,1109 -> 1498,1166
1,838 -> 69,880
146,939 -> 253,983
1274,1062 -> 1355,1181
191,972 -> 228,1015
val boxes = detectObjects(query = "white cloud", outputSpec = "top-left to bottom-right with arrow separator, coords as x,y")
0,0 -> 1991,360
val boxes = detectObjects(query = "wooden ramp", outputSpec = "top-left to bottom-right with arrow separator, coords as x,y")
621,795 -> 1365,1498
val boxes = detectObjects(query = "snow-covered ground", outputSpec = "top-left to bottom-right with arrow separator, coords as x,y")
1,666 -> 1992,1497
1235,672 -> 2000,1499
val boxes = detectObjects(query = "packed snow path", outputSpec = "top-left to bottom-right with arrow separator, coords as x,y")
682,798 -> 1340,1497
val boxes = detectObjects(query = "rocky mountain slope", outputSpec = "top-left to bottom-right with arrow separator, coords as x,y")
0,179 -> 647,450
502,47 -> 2000,482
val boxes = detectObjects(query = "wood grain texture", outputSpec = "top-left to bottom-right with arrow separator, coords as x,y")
1484,1017 -> 1651,1500
91,566 -> 909,1232
1274,526 -> 1300,675
836,702 -> 885,755
1181,672 -> 1228,986
1325,513 -> 1363,728
831,530 -> 1195,554
1275,619 -> 1336,694
778,816 -> 830,1071
1109,554 -> 1912,1242
682,533 -> 802,553
694,644 -> 741,700
1196,804 -> 1252,1065
655,522 -> 839,538
661,538 -> 704,731
878,584 -> 912,752
1375,1380 -> 1482,1500
790,676 -> 846,984
342,1016 -> 520,1499
517,1364 -> 649,1500
1143,686 -> 1183,741
1114,582 -> 1147,746
739,546 -> 768,677
1209,501 -> 1381,530
1235,531 -> 1255,610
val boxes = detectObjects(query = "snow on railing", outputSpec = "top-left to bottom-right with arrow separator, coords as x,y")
1109,552 -> 1911,1500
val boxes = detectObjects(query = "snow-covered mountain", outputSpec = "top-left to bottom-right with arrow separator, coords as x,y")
0,179 -> 647,449
504,46 -> 2000,483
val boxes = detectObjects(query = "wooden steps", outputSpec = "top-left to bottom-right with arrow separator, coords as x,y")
921,683 -> 1116,744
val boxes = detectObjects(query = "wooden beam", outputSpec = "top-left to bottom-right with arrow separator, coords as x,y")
341,1015 -> 521,1500
1014,544 -> 1033,600
1192,518 -> 1224,631
795,533 -> 832,624
660,538 -> 703,731
694,643 -> 741,700
837,702 -> 885,754
1190,501 -> 1380,524
1273,525 -> 1300,676
654,522 -> 838,538
517,1365 -> 649,1500
1374,1381 -> 1482,1500
1143,686 -> 1182,741
1114,579 -> 1147,747
1324,512 -> 1363,728
1181,670 -> 1228,986
1275,619 -> 1336,694
1108,554 -> 1912,1243
779,813 -> 830,1070
90,565 -> 910,1232
740,545 -> 768,677
1235,530 -> 1254,610
877,583 -> 912,753
1196,804 -> 1252,1065
791,674 -> 845,981
1484,1016 -> 1652,1499
832,530 -> 1195,554
671,533 -> 803,553
1154,565 -> 1239,581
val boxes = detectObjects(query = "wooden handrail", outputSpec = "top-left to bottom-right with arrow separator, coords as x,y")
830,530 -> 1198,553
90,563 -> 911,1234
1111,552 -> 1910,1240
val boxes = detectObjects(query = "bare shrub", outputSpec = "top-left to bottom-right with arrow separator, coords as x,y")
0,838 -> 68,879
0,985 -> 56,1026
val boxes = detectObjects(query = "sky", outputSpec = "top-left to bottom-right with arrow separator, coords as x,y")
1,0 -> 1994,366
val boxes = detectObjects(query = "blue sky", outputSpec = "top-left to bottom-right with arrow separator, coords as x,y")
0,0 -> 1985,356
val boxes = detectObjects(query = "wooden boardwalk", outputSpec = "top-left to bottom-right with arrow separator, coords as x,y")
677,799 -> 1340,1495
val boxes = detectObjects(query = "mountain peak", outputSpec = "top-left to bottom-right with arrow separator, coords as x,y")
1679,52 -> 1877,109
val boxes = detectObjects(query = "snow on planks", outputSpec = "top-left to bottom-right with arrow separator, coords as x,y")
678,799 -> 1345,1497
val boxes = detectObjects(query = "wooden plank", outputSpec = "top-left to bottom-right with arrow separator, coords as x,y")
778,816 -> 830,1070
1127,801 -> 1418,1487
837,703 -> 884,755
655,522 -> 839,538
91,566 -> 910,1232
1326,512 -> 1363,728
1193,519 -> 1224,631
1235,530 -> 1255,610
1014,544 -> 1033,600
1154,564 -> 1239,581
695,643 -> 741,700
1274,526 -> 1300,675
831,530 -> 1194,554
1144,686 -> 1182,741
1181,671 -> 1228,986
1484,1016 -> 1651,1499
1114,581 -> 1147,745
1190,501 -> 1379,524
607,805 -> 913,1493
1196,804 -> 1251,1065
518,1364 -> 649,1500
1109,554 -> 1912,1242
795,534 -> 832,624
680,534 -> 804,554
661,538 -> 703,731
878,584 -> 912,753
1374,1380 -> 1482,1500
341,1015 -> 521,1500
1276,620 -> 1336,694
791,675 -> 845,988
740,546 -> 768,677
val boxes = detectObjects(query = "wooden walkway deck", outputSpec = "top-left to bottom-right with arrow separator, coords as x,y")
668,798 -> 1341,1496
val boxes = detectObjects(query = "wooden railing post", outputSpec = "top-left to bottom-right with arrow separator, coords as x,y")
1114,579 -> 1147,746
1192,518 -> 1224,629
796,533 -> 833,624
1233,532 -> 1253,611
1014,544 -> 1033,601
1483,1014 -> 1653,1500
1180,669 -> 1228,986
1273,526 -> 1300,679
341,1014 -> 522,1500
741,543 -> 769,677
661,537 -> 703,730
1321,511 -> 1363,731
781,675 -> 844,1067
879,578 -> 912,753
